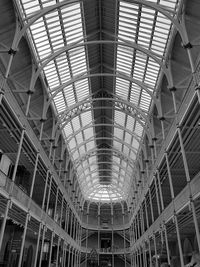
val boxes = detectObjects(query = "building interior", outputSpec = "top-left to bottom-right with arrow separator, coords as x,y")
0,0 -> 200,266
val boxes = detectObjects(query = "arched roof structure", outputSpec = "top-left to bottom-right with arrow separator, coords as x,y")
14,0 -> 182,203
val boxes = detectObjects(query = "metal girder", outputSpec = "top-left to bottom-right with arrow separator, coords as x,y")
73,147 -> 136,168
83,181 -> 126,195
76,161 -> 133,180
44,72 -> 162,117
12,0 -> 189,51
65,121 -> 141,147
30,40 -> 173,97
79,173 -> 131,192
76,160 -> 133,176
75,152 -> 135,170
57,100 -> 148,137
69,136 -> 138,157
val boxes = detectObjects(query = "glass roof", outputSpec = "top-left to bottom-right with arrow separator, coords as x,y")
16,0 -> 180,203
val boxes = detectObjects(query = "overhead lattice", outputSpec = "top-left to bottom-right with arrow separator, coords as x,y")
16,0 -> 180,202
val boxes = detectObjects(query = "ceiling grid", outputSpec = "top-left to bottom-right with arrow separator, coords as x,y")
16,0 -> 180,203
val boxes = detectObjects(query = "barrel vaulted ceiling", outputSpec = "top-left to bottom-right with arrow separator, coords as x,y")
13,0 -> 181,202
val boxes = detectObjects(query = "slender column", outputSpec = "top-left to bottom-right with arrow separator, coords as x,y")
17,213 -> 30,267
133,251 -> 137,267
61,244 -> 65,267
0,199 -> 11,251
54,187 -> 59,221
65,205 -> 69,233
48,231 -> 54,267
159,117 -> 166,140
149,189 -> 154,224
144,197 -> 149,230
72,217 -> 76,240
140,207 -> 145,235
154,177 -> 161,216
157,170 -> 171,265
98,204 -> 100,265
56,237 -> 60,267
67,247 -> 71,267
45,175 -> 52,213
111,203 -> 114,267
85,206 -> 89,267
60,197 -> 64,228
11,127 -> 25,186
33,223 -> 42,267
39,226 -> 46,267
136,249 -> 139,267
122,208 -> 127,267
79,251 -> 81,267
139,246 -> 142,267
177,125 -> 200,251
70,214 -> 74,237
130,252 -> 133,267
75,221 -> 78,243
64,157 -> 70,188
29,152 -> 39,199
136,213 -> 140,240
163,224 -> 171,266
0,47 -> 17,105
71,249 -> 74,267
11,92 -> 32,192
42,171 -> 50,210
74,250 -> 77,267
148,237 -> 152,267
143,242 -> 147,267
134,218 -> 138,241
153,233 -> 158,267
150,143 -> 155,166
76,250 -> 79,267
153,137 -> 157,159
165,152 -> 185,267
29,120 -> 44,199
61,241 -> 65,267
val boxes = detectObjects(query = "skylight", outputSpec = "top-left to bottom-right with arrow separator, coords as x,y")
16,0 -> 180,203
112,0 -> 179,201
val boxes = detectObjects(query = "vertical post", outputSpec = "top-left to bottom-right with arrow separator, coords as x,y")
70,213 -> 73,238
98,203 -> 100,266
71,249 -> 74,267
45,175 -> 52,214
17,213 -> 30,267
56,237 -> 61,267
122,205 -> 127,267
11,92 -> 32,191
48,231 -> 54,267
153,233 -> 158,267
67,247 -> 71,267
177,126 -> 200,252
139,246 -> 142,267
29,152 -> 39,199
85,205 -> 89,267
154,177 -> 161,216
60,197 -> 64,228
54,187 -> 59,221
165,152 -> 185,267
33,223 -> 42,267
143,242 -> 147,267
157,170 -> 171,265
0,199 -> 11,251
42,171 -> 50,211
0,47 -> 17,105
147,237 -> 152,267
149,188 -> 154,224
39,226 -> 46,267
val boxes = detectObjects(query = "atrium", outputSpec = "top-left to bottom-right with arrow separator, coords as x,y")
0,0 -> 200,266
